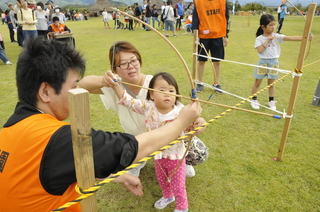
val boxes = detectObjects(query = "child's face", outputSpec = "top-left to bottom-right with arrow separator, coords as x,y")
150,77 -> 177,113
263,20 -> 276,34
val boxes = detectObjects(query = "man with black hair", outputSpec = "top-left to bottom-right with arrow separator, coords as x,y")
47,16 -> 70,36
145,0 -> 152,31
0,38 -> 201,211
133,2 -> 141,29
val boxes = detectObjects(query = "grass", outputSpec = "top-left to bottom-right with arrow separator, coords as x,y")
1,13 -> 320,212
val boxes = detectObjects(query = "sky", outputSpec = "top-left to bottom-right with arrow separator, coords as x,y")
235,0 -> 319,7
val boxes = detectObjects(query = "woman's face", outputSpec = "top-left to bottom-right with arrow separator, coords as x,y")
21,0 -> 28,8
115,51 -> 142,85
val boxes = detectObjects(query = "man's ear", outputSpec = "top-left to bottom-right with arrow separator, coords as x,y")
38,82 -> 51,103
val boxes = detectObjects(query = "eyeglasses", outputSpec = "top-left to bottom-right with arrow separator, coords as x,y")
116,59 -> 140,70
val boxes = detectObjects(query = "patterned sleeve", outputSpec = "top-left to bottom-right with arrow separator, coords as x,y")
117,90 -> 149,115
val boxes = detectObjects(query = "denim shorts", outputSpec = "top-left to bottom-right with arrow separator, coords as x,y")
254,58 -> 279,79
164,20 -> 174,31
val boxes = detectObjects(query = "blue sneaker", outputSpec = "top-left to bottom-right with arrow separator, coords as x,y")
213,84 -> 223,94
196,83 -> 203,93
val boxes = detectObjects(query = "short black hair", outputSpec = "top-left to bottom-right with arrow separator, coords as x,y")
16,37 -> 86,107
52,16 -> 59,22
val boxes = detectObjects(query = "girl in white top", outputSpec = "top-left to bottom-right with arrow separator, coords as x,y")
250,14 -> 313,111
112,72 -> 192,212
102,8 -> 110,29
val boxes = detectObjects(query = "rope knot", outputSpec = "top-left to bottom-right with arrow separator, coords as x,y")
294,68 -> 303,74
75,184 -> 99,195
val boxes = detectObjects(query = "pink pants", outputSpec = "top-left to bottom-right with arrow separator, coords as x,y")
154,158 -> 188,210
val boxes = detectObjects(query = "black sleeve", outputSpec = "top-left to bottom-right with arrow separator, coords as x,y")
40,125 -> 139,195
47,25 -> 52,33
191,4 -> 199,30
64,25 -> 70,32
225,3 -> 230,37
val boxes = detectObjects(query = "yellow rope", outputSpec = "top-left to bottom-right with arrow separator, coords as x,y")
303,60 -> 320,68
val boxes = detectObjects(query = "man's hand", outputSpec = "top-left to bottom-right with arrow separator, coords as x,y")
223,37 -> 228,47
178,101 -> 202,130
112,173 -> 143,196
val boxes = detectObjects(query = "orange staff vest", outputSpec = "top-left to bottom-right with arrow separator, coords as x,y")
0,113 -> 80,212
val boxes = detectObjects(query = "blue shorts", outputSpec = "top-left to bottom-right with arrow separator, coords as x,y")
164,20 -> 174,31
198,38 -> 224,62
254,58 -> 279,79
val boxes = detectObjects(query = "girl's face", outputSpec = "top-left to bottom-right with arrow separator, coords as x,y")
115,51 -> 142,84
150,76 -> 177,114
263,20 -> 276,34
21,0 -> 28,8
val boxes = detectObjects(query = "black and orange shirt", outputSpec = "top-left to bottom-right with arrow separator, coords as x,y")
0,102 -> 138,212
48,22 -> 70,33
192,0 -> 229,39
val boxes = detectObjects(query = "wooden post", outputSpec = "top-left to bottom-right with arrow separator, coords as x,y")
192,30 -> 198,89
276,3 -> 317,161
247,12 -> 251,27
68,88 -> 98,212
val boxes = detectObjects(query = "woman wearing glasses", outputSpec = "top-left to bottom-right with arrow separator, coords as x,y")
79,41 -> 207,178
80,41 -> 152,177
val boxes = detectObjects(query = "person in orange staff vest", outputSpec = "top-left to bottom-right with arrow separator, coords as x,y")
47,16 -> 71,37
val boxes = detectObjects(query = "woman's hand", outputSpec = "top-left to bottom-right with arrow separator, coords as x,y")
101,70 -> 119,88
309,34 -> 314,41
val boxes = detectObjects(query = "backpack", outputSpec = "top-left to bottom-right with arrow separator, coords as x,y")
135,7 -> 141,16
161,6 -> 169,21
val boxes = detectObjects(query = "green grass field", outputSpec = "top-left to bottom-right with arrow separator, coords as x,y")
0,13 -> 320,212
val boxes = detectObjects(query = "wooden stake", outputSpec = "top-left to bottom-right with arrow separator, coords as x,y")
68,88 -> 97,212
277,3 -> 317,161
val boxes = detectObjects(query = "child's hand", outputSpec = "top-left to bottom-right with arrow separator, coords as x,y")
309,34 -> 314,41
268,35 -> 274,41
192,117 -> 207,135
102,70 -> 119,87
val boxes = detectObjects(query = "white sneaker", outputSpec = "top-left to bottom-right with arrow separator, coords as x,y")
174,208 -> 188,212
186,165 -> 195,177
5,61 -> 12,65
127,161 -> 146,177
250,100 -> 260,109
154,196 -> 175,209
268,101 -> 277,110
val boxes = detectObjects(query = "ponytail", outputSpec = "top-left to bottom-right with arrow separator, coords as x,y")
256,14 -> 275,37
256,26 -> 263,37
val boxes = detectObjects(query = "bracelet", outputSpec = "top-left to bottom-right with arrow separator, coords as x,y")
262,45 -> 266,49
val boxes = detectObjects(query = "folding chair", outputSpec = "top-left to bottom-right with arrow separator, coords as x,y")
181,19 -> 192,35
